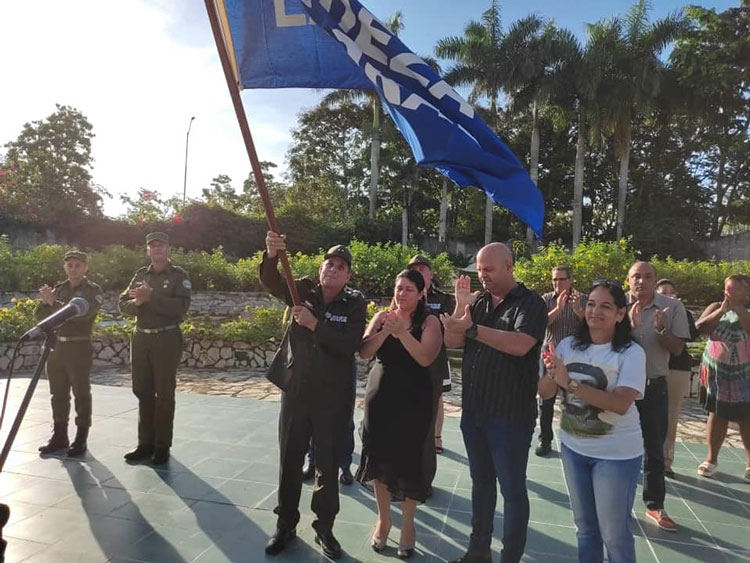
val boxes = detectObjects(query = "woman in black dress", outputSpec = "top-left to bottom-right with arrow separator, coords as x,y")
357,269 -> 442,558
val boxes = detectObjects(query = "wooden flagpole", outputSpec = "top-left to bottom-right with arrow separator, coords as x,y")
204,0 -> 300,306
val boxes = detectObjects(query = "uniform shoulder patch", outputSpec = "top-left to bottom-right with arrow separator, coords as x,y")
182,279 -> 192,290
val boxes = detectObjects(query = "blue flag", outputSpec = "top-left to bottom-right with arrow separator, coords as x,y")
220,0 -> 545,237
222,0 -> 371,89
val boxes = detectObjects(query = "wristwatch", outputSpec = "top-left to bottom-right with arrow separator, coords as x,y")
567,379 -> 580,393
465,323 -> 479,339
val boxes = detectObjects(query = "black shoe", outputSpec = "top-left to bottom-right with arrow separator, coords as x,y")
302,457 -> 315,482
339,466 -> 354,486
124,444 -> 155,462
66,427 -> 89,457
535,441 -> 552,457
38,423 -> 69,454
0,502 -> 9,560
314,529 -> 342,559
265,528 -> 296,555
152,447 -> 170,465
665,468 -> 676,479
448,553 -> 493,563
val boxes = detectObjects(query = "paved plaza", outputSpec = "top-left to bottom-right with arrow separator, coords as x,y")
0,374 -> 747,562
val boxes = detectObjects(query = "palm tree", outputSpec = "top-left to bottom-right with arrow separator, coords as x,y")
505,20 -> 580,250
436,1 -> 558,246
589,0 -> 684,240
320,12 -> 405,221
547,27 -> 614,247
435,0 -> 507,245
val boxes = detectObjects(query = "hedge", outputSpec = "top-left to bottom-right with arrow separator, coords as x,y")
2,237 -> 747,305
0,238 -> 454,299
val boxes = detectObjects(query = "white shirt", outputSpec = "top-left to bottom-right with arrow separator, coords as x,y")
556,336 -> 646,460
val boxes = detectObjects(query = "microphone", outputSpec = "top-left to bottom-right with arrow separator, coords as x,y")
22,297 -> 90,340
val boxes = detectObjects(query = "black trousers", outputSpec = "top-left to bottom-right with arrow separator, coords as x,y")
636,376 -> 668,511
537,394 -> 556,444
276,391 -> 348,533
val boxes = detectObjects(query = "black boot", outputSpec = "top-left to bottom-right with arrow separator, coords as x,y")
152,447 -> 170,465
124,444 -> 155,462
67,427 -> 89,457
38,423 -> 69,454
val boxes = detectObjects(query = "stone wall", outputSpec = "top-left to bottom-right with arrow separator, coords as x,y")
702,233 -> 750,261
0,336 -> 281,372
1,291 -> 281,317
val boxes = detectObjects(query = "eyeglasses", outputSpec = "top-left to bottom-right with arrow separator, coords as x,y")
592,279 -> 623,289
551,277 -> 569,282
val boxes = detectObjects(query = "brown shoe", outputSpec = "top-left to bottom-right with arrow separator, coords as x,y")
646,509 -> 677,532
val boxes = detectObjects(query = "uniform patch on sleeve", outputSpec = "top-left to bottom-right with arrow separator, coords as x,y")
95,294 -> 104,304
183,279 -> 192,289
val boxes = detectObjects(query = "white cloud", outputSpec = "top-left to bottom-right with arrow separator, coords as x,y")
0,0 -> 320,217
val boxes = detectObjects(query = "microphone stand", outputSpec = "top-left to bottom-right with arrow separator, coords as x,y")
0,330 -> 57,561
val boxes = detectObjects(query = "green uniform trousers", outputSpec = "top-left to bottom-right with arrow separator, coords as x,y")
46,341 -> 93,427
131,330 -> 182,448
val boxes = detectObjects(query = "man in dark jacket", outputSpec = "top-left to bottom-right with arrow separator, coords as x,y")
261,231 -> 366,560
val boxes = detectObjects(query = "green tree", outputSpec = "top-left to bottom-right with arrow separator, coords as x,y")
119,188 -> 181,224
670,3 -> 750,237
588,1 -> 684,240
0,104 -> 106,229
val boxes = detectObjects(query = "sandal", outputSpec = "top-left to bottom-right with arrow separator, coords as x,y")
435,436 -> 444,454
697,461 -> 717,478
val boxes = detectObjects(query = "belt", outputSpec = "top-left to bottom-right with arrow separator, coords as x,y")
57,336 -> 91,342
135,325 -> 179,334
646,376 -> 666,387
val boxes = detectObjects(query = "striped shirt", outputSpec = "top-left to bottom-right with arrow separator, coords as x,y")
542,291 -> 582,346
462,283 -> 548,420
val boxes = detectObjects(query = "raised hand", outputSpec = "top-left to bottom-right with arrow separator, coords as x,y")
39,284 -> 55,306
131,282 -> 153,306
265,230 -> 287,258
654,307 -> 669,332
541,341 -> 570,388
440,304 -> 473,334
454,275 -> 479,312
556,289 -> 569,309
629,301 -> 642,329
383,311 -> 407,338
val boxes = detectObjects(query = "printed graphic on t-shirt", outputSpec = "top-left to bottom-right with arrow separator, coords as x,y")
560,362 -> 618,437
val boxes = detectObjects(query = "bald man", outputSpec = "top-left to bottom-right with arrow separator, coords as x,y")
626,261 -> 690,532
442,243 -> 547,563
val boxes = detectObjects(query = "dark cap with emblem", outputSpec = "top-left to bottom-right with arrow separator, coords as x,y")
63,249 -> 87,263
323,244 -> 352,268
145,232 -> 169,245
407,254 -> 432,269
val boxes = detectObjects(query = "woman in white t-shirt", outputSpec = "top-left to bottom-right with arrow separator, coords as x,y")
539,279 -> 646,563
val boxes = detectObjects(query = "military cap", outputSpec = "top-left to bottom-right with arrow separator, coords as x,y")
63,249 -> 87,263
145,232 -> 169,245
323,244 -> 352,268
407,254 -> 432,269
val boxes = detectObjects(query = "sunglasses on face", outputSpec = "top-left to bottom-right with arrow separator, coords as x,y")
591,279 -> 623,289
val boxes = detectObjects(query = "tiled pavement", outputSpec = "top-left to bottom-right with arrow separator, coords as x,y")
0,379 -> 748,562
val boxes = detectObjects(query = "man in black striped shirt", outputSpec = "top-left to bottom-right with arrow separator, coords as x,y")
441,243 -> 547,563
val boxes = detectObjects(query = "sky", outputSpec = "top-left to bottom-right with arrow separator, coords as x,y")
0,0 -> 737,218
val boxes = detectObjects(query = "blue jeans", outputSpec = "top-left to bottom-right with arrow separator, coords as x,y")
560,442 -> 641,563
461,410 -> 534,563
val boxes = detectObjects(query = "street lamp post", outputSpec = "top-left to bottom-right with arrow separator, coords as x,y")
183,116 -> 195,205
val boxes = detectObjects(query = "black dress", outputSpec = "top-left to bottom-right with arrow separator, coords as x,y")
355,318 -> 433,502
